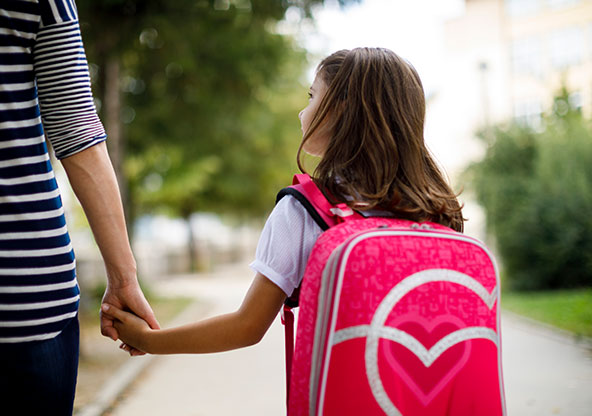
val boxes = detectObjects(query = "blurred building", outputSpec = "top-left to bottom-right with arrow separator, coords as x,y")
437,0 -> 592,136
504,0 -> 592,124
425,0 -> 592,239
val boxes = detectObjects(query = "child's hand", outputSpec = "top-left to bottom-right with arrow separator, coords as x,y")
101,303 -> 153,354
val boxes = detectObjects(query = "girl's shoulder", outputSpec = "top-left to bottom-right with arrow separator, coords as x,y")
267,194 -> 321,230
260,194 -> 324,249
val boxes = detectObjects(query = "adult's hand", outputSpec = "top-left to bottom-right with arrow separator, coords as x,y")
100,280 -> 160,342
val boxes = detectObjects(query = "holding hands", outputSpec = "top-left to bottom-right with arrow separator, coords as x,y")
101,301 -> 154,355
100,281 -> 159,342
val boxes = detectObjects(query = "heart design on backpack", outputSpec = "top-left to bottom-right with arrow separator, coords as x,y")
379,314 -> 472,406
326,268 -> 499,415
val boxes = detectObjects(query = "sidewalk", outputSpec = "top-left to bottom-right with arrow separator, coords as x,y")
104,264 -> 285,416
84,264 -> 592,416
501,311 -> 592,415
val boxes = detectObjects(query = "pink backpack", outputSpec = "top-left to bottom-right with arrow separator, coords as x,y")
278,174 -> 506,416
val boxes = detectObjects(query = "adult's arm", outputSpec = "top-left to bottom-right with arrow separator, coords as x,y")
61,142 -> 160,340
34,0 -> 159,339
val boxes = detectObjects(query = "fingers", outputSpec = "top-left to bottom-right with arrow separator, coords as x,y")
119,342 -> 146,356
102,301 -> 152,355
130,297 -> 160,330
144,311 -> 161,330
101,303 -> 125,321
100,312 -> 118,341
100,304 -> 126,341
103,285 -> 161,330
101,324 -> 118,341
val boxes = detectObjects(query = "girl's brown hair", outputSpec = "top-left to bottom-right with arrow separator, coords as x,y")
298,48 -> 464,232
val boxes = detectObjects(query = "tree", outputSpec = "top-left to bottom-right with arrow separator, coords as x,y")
468,89 -> 592,290
77,0 -> 358,269
77,0 -> 357,213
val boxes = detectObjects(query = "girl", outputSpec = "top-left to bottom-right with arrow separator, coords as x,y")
101,47 -> 464,355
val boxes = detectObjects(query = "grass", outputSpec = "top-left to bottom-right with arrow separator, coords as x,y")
501,288 -> 592,338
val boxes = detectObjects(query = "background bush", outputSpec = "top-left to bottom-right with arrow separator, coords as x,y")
469,90 -> 592,290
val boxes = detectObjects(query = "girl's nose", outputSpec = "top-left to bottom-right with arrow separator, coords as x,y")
298,109 -> 304,120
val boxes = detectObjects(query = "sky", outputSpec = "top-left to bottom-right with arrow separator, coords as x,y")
281,0 -> 465,94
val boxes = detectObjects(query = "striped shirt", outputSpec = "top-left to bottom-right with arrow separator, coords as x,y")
0,0 -> 106,343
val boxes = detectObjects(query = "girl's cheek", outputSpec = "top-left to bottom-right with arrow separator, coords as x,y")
300,111 -> 310,132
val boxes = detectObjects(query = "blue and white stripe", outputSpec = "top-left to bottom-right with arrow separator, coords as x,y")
0,0 -> 105,343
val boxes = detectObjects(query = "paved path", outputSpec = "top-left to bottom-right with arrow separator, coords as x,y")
107,264 -> 285,416
102,265 -> 592,416
501,312 -> 592,415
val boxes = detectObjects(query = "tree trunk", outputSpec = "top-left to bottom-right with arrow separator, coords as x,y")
186,214 -> 197,272
103,56 -> 132,234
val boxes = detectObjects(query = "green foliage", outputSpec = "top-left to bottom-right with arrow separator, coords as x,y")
77,0 -> 358,221
468,90 -> 592,290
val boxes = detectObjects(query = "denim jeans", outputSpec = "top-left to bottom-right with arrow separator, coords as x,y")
0,316 -> 80,416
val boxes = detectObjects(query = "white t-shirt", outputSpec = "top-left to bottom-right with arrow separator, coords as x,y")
249,195 -> 323,296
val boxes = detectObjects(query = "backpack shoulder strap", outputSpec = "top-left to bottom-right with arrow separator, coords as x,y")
276,173 -> 361,231
276,173 -> 363,310
276,187 -> 331,231
276,174 -> 362,410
